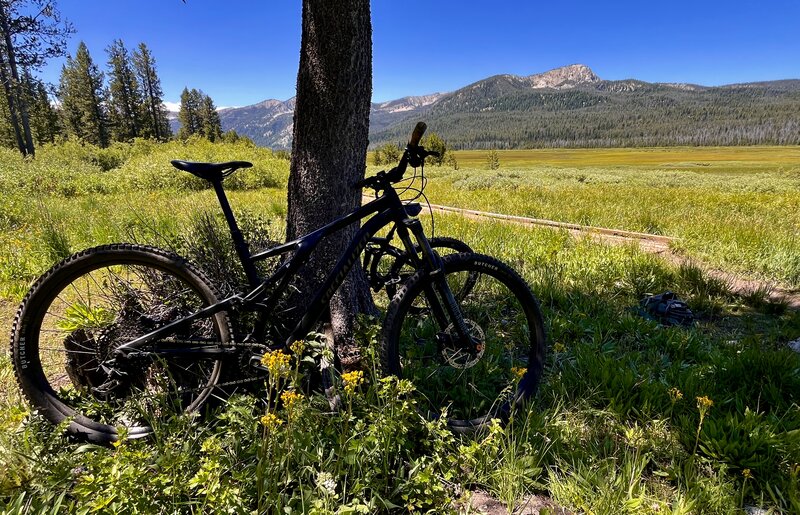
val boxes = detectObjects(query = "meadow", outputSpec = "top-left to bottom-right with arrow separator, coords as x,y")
405,147 -> 800,288
0,140 -> 799,513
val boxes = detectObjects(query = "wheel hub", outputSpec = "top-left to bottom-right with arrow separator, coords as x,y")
63,302 -> 161,398
441,319 -> 485,369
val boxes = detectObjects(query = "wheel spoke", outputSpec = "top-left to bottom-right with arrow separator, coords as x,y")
386,254 -> 545,429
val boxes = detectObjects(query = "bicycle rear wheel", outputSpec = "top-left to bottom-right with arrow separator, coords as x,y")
10,244 -> 231,444
380,253 -> 546,431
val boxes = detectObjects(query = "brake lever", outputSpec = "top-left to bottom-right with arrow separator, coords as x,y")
407,146 -> 426,168
407,146 -> 441,168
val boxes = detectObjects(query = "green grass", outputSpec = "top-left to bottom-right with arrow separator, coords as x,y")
385,147 -> 800,287
442,146 -> 800,169
1,140 -> 799,513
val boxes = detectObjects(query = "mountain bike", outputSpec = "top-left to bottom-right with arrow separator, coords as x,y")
9,122 -> 546,443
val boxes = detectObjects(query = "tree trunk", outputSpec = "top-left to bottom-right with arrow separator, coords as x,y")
0,48 -> 25,153
0,4 -> 34,156
142,68 -> 160,140
287,0 -> 375,364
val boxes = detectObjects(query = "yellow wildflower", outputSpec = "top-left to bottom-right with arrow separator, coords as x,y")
281,390 -> 303,410
692,395 -> 713,457
696,395 -> 714,411
511,366 -> 526,380
552,342 -> 566,353
290,340 -> 306,356
342,370 -> 365,395
668,387 -> 684,402
260,412 -> 284,430
281,390 -> 304,421
742,468 -> 752,480
260,350 -> 291,379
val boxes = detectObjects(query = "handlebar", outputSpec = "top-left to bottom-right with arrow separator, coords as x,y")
356,121 -> 433,191
408,121 -> 427,147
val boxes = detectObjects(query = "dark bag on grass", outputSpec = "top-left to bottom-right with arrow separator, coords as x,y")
639,291 -> 694,327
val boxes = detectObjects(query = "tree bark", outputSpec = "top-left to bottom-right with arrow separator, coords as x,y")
140,58 -> 161,140
0,47 -> 25,153
287,0 -> 375,364
143,70 -> 161,140
0,3 -> 34,156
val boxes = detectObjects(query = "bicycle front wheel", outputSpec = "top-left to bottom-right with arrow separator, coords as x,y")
10,244 -> 231,444
380,253 -> 546,432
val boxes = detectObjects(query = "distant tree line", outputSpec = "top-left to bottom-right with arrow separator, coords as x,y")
0,0 -> 73,155
371,83 -> 800,149
0,33 -> 173,152
0,0 -> 235,155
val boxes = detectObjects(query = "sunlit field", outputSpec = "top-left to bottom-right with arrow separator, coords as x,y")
1,140 -> 799,513
379,146 -> 800,287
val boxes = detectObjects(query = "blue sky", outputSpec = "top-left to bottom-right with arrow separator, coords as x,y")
39,0 -> 800,108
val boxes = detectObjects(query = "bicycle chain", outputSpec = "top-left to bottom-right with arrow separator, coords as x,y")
162,339 -> 272,394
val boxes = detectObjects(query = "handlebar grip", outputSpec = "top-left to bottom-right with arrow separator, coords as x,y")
408,122 -> 427,147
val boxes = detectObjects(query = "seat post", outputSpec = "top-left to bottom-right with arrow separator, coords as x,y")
210,179 -> 260,287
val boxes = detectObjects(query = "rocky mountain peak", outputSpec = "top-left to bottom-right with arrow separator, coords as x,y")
526,64 -> 600,89
375,93 -> 444,113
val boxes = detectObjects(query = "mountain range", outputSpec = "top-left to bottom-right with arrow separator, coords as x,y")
168,64 -> 800,149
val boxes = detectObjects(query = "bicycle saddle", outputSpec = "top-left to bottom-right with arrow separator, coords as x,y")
170,160 -> 252,181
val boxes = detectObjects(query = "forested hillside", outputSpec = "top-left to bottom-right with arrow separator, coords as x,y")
370,77 -> 800,149
188,65 -> 800,150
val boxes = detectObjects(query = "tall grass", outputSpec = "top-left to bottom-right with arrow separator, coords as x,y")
0,138 -> 289,299
1,141 -> 799,512
0,136 -> 287,198
399,152 -> 800,286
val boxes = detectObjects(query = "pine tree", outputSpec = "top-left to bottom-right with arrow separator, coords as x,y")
58,41 -> 110,147
220,129 -> 240,143
0,84 -> 16,147
177,87 -> 200,139
372,142 -> 400,165
421,132 -> 447,165
486,149 -> 500,169
178,88 -> 222,141
22,71 -> 60,144
132,42 -> 170,140
106,39 -> 144,141
0,41 -> 27,152
0,0 -> 73,155
199,93 -> 222,141
286,0 -> 375,347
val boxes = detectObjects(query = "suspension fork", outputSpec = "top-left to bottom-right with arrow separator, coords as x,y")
397,218 -> 474,350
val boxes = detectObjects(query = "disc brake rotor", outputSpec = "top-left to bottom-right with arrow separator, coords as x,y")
441,319 -> 485,369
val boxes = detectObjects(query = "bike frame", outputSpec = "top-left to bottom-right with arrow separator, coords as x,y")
114,178 -> 450,359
